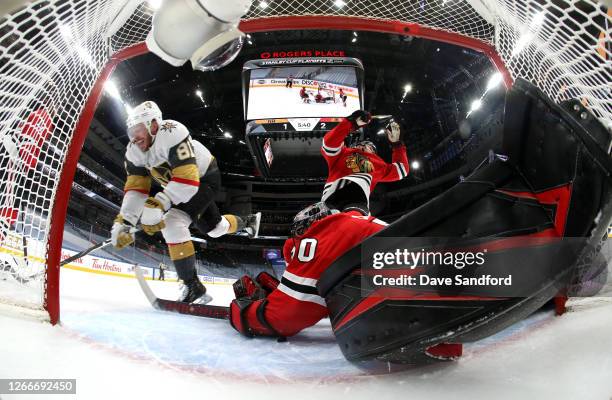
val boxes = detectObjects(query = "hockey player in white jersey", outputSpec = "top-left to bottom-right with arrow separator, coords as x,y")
111,101 -> 261,303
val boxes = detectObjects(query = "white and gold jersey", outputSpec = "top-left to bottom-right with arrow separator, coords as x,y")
119,119 -> 213,224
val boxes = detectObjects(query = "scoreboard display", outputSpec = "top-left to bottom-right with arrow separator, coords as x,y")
246,117 -> 344,177
242,57 -> 364,178
251,117 -> 343,133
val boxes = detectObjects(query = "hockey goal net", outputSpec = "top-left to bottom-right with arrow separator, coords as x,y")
0,0 -> 610,324
316,87 -> 337,102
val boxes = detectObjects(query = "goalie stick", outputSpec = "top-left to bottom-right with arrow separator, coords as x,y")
134,266 -> 229,320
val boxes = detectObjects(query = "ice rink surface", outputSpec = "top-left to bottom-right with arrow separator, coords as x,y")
1,265 -> 612,400
247,86 -> 361,120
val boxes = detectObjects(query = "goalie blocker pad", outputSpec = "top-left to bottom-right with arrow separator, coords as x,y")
229,272 -> 282,337
316,79 -> 612,363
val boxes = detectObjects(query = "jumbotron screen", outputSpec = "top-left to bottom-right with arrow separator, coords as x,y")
242,57 -> 365,178
245,64 -> 362,120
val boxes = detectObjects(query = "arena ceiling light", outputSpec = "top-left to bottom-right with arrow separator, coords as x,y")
486,72 -> 503,91
401,84 -> 413,102
511,11 -> 546,56
411,160 -> 421,170
59,24 -> 73,40
105,80 -> 133,115
104,81 -> 121,99
469,99 -> 483,115
76,46 -> 95,68
466,72 -> 503,118
195,89 -> 207,107
530,11 -> 546,27
147,0 -> 163,10
224,132 -> 233,139
334,0 -> 347,8
259,1 -> 268,9
59,24 -> 95,68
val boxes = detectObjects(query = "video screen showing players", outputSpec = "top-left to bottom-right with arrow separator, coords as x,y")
246,65 -> 361,120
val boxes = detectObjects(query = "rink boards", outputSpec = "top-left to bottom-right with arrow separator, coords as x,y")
0,232 -> 234,285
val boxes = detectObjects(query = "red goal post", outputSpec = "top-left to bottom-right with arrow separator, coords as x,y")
0,1 -> 609,325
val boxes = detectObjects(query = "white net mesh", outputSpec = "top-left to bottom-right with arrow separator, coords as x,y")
0,0 -> 610,321
1,1 -> 118,316
493,0 -> 611,125
243,0 -> 495,40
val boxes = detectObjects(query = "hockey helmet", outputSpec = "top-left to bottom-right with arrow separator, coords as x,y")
126,101 -> 162,139
353,140 -> 377,153
291,202 -> 338,237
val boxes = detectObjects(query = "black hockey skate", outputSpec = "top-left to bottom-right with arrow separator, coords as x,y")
178,278 -> 210,304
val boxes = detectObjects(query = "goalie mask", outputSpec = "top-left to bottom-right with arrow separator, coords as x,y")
291,202 -> 339,237
126,101 -> 162,145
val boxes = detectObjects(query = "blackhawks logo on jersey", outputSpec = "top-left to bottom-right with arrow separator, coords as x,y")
345,153 -> 374,173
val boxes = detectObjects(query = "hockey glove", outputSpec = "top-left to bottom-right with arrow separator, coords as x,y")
229,275 -> 280,337
233,275 -> 267,300
256,271 -> 279,294
111,215 -> 135,249
386,121 -> 401,143
346,110 -> 372,129
141,193 -> 171,235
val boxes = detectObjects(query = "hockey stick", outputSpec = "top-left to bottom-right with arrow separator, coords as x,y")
134,266 -> 229,319
60,227 -> 210,267
60,226 -> 141,266
20,208 -> 29,270
60,238 -> 112,266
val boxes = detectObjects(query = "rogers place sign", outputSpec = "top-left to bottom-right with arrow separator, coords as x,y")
260,50 -> 346,59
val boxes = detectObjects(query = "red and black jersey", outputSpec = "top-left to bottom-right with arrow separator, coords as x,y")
18,108 -> 52,170
238,211 -> 387,337
321,118 -> 409,207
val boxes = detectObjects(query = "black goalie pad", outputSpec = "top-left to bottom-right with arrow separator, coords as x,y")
317,79 -> 612,363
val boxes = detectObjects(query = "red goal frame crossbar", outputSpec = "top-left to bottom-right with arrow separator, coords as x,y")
44,16 -> 513,325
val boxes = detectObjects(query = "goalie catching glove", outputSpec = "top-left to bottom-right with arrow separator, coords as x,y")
140,192 -> 172,235
229,272 -> 280,337
111,215 -> 136,249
